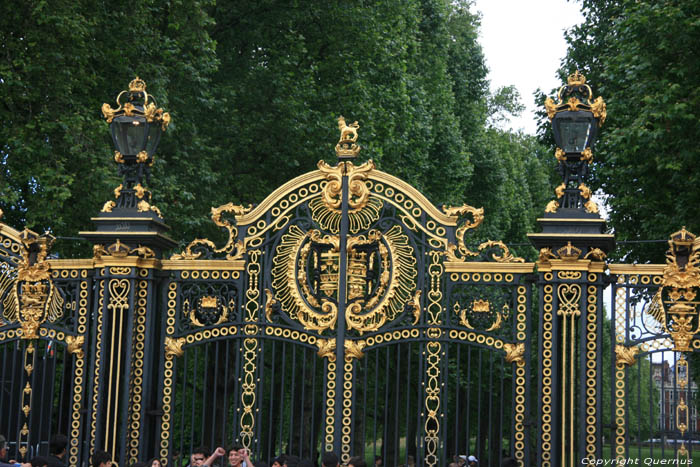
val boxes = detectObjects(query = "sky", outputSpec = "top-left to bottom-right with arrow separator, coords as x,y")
471,0 -> 584,135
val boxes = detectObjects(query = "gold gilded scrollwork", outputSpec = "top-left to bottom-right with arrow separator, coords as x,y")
409,290 -> 422,325
544,200 -> 559,214
93,241 -> 154,260
584,248 -> 607,261
344,340 -> 365,360
454,299 -> 509,332
66,335 -> 85,359
164,336 -> 185,358
316,338 -> 336,360
443,205 -> 524,263
544,71 -> 606,125
183,296 -> 228,327
659,227 -> 700,351
503,342 -> 525,364
316,159 -> 376,216
101,200 -> 116,213
0,229 -> 64,339
264,289 -> 278,322
614,344 -> 639,367
171,203 -> 252,260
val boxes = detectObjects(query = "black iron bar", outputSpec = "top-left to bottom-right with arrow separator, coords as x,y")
454,344 -> 461,458
488,347 -> 493,465
465,346 -> 471,457
405,342 -> 412,467
477,348 -> 482,461
648,350 -> 654,460
0,345 -> 6,421
202,345 -> 209,449
223,339 -> 231,454
499,350 -> 504,466
311,348 -> 318,461
178,349 -> 186,466
394,345 -> 400,465
278,341 -> 286,455
333,162 -> 351,457
361,348 -> 368,459
190,347 -> 198,455
299,346 -> 307,457
660,350 -> 666,459
373,347 -> 379,462
212,341 -> 219,450
37,341 -> 48,454
289,341 -> 297,454
383,345 -> 389,462
266,340 -> 275,463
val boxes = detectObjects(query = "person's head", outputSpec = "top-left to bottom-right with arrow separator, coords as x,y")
149,458 -> 162,467
0,434 -> 7,461
321,451 -> 339,467
49,434 -> 68,458
191,447 -> 209,466
92,450 -> 111,467
501,458 -> 517,467
407,455 -> 415,465
467,455 -> 478,466
374,456 -> 382,467
272,456 -> 285,467
31,456 -> 51,467
227,445 -> 244,467
348,457 -> 366,467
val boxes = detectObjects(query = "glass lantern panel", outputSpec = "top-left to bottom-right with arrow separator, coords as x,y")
559,119 -> 592,153
145,125 -> 162,157
112,116 -> 147,156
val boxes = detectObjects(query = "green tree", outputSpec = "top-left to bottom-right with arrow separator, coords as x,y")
1,0 -> 550,259
553,0 -> 700,262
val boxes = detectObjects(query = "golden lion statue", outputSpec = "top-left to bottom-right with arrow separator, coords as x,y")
338,116 -> 359,142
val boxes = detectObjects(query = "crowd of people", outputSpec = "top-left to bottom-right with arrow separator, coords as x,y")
0,434 -> 517,467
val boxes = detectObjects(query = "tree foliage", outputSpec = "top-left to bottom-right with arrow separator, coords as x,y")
554,0 -> 700,262
1,0 -> 550,258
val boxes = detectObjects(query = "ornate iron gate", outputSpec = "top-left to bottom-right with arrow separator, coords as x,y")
1,76 -> 698,467
155,135 -> 535,465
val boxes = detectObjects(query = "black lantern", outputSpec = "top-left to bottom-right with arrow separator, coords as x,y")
551,110 -> 598,154
102,77 -> 170,162
100,77 -> 170,212
541,71 -> 606,214
545,71 -> 605,157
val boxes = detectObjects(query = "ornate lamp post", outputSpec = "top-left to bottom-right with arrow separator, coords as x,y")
528,71 -> 614,259
101,77 -> 170,213
545,70 -> 606,213
80,78 -> 176,257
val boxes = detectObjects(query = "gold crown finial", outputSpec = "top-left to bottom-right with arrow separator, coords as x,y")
567,70 -> 586,86
671,226 -> 696,247
472,299 -> 490,313
129,77 -> 147,92
335,116 -> 361,158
